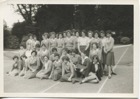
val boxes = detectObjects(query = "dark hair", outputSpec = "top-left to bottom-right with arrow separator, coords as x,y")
31,50 -> 37,56
62,48 -> 69,53
28,33 -> 33,37
92,55 -> 100,63
20,55 -> 27,60
106,30 -> 112,34
13,55 -> 19,60
36,44 -> 40,48
52,47 -> 57,52
54,53 -> 60,58
100,30 -> 105,34
71,49 -> 76,53
62,55 -> 70,61
92,42 -> 98,48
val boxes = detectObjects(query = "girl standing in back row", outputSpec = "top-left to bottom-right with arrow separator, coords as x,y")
104,30 -> 116,79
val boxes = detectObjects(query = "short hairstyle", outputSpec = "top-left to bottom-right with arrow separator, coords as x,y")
92,42 -> 98,48
36,44 -> 40,48
100,30 -> 105,34
62,55 -> 70,61
31,50 -> 37,56
94,30 -> 99,34
92,55 -> 100,62
81,29 -> 86,33
13,55 -> 19,60
20,55 -> 27,60
52,47 -> 57,52
28,33 -> 33,37
62,48 -> 69,53
71,49 -> 76,53
106,30 -> 112,34
54,53 -> 60,58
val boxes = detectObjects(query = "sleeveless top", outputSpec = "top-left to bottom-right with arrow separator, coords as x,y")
43,60 -> 52,70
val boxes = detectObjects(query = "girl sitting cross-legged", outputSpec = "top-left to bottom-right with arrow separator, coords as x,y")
80,55 -> 102,84
59,56 -> 75,82
36,55 -> 53,80
49,53 -> 62,81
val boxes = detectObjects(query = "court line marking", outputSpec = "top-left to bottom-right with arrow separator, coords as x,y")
40,82 -> 60,93
97,47 -> 129,93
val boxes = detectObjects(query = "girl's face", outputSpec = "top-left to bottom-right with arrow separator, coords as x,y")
82,32 -> 86,37
44,56 -> 48,62
42,35 -> 45,40
31,52 -> 36,57
107,33 -> 111,38
36,47 -> 40,51
100,33 -> 105,38
34,36 -> 37,40
63,33 -> 66,37
72,52 -> 76,56
94,33 -> 98,38
59,34 -> 63,39
63,60 -> 68,64
88,32 -> 92,38
29,36 -> 33,39
93,57 -> 98,64
62,50 -> 67,55
42,46 -> 46,50
20,46 -> 24,50
76,32 -> 79,37
67,32 -> 71,37
44,34 -> 48,39
54,56 -> 59,61
52,34 -> 55,38
92,44 -> 97,49
14,58 -> 18,62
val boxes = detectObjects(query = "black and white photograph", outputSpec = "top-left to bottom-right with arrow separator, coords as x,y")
1,0 -> 139,97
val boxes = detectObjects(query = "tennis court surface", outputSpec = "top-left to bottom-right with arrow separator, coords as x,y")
4,45 -> 133,93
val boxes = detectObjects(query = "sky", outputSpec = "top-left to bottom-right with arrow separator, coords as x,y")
3,4 -> 24,28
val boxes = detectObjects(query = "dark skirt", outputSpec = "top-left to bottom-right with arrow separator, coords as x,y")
106,51 -> 115,66
101,47 -> 107,64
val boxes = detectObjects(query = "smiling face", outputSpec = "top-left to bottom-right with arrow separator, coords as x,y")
82,32 -> 86,37
100,33 -> 105,38
44,56 -> 48,62
59,34 -> 63,39
88,32 -> 93,38
92,43 -> 97,49
94,33 -> 99,38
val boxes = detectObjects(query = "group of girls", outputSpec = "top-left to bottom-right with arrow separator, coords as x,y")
7,29 -> 116,84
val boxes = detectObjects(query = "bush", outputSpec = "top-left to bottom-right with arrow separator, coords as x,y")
7,35 -> 19,49
120,37 -> 130,44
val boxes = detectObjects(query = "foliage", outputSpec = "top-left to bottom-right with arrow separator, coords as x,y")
4,22 -> 10,48
120,37 -> 130,44
20,35 -> 29,48
7,35 -> 19,49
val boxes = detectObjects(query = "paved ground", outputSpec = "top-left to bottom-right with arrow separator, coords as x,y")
4,45 -> 133,93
